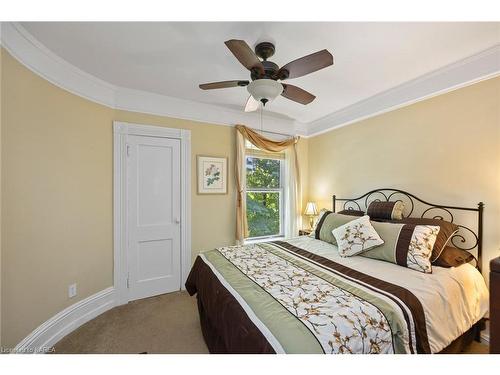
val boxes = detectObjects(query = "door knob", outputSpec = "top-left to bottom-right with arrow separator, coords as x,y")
175,218 -> 181,224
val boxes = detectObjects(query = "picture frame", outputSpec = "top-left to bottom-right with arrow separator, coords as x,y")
197,155 -> 228,195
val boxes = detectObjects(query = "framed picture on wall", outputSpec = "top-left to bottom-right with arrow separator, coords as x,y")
197,156 -> 228,194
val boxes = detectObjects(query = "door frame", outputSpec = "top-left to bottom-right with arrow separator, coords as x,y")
113,121 -> 191,305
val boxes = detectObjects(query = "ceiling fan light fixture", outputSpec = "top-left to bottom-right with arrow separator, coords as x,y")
247,79 -> 283,105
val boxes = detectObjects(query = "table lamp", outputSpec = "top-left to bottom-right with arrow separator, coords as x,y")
304,202 -> 319,229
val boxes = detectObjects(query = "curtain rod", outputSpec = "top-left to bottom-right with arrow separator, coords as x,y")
253,128 -> 297,138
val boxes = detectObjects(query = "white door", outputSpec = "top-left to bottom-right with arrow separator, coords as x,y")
127,134 -> 181,301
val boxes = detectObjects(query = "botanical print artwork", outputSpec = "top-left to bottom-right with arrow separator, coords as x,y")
218,244 -> 394,354
204,163 -> 221,187
333,216 -> 384,257
197,156 -> 227,194
407,225 -> 440,273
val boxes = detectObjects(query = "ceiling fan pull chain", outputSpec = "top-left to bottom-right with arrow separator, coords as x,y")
260,102 -> 264,133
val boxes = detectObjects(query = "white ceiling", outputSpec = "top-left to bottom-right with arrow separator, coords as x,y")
18,22 -> 500,123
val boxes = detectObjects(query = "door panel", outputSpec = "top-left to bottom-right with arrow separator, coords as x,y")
128,135 -> 181,301
137,239 -> 173,280
137,145 -> 173,226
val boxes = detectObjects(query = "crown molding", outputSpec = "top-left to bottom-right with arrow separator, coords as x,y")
2,22 -> 499,138
307,44 -> 500,137
0,22 -> 299,135
1,22 -> 116,107
114,86 -> 298,133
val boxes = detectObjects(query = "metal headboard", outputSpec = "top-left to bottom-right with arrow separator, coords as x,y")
332,188 -> 484,272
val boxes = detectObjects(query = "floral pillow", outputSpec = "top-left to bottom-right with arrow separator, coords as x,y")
406,225 -> 440,273
332,215 -> 384,257
362,222 -> 441,274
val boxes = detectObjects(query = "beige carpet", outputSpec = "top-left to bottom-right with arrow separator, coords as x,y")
53,291 -> 488,354
54,291 -> 208,354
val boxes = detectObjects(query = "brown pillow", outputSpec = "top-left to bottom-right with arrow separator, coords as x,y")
372,217 -> 459,262
433,246 -> 476,268
367,201 -> 405,220
337,209 -> 365,217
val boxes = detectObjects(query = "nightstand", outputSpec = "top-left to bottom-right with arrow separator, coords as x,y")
299,229 -> 312,236
490,257 -> 500,353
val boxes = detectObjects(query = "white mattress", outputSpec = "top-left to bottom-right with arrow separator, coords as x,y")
285,235 -> 489,353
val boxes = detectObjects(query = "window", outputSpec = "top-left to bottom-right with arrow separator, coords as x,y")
245,154 -> 284,239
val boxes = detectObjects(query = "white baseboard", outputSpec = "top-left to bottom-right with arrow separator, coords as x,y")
480,333 -> 490,344
480,320 -> 490,345
13,287 -> 116,353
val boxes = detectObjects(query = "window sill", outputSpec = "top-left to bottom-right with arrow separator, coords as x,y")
244,236 -> 285,245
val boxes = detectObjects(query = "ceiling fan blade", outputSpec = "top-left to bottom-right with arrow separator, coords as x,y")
224,39 -> 265,76
199,80 -> 249,90
244,95 -> 260,112
275,49 -> 333,80
281,84 -> 316,105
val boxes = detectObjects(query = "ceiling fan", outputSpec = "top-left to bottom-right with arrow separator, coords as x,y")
199,40 -> 334,112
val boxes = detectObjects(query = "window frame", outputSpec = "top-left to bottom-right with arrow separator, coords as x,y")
245,153 -> 285,241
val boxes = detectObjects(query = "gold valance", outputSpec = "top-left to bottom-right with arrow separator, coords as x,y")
235,125 -> 299,153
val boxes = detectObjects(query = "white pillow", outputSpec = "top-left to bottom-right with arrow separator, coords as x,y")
332,215 -> 384,257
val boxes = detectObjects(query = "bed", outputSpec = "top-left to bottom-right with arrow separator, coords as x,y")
186,189 -> 489,354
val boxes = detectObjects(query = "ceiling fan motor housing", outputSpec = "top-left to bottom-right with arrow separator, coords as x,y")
251,60 -> 279,80
255,42 -> 275,60
251,41 -> 284,81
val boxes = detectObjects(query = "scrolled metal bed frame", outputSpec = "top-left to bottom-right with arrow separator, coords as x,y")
332,188 -> 484,272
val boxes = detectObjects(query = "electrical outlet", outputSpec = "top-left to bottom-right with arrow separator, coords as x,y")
68,283 -> 77,298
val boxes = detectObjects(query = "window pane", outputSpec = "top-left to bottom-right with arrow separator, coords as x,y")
246,192 -> 280,237
246,157 -> 280,188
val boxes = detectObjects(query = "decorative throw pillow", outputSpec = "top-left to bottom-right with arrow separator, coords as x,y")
432,246 -> 476,268
372,217 -> 459,262
367,201 -> 405,220
332,216 -> 384,257
337,209 -> 365,217
361,221 -> 441,273
314,212 -> 361,244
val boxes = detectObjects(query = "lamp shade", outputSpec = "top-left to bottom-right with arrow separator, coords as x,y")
304,202 -> 318,216
247,79 -> 283,103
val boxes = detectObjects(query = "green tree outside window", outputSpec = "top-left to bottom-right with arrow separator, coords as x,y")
246,157 -> 282,238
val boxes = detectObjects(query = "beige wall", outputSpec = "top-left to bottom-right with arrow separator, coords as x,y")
308,76 -> 500,281
2,50 -> 114,348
